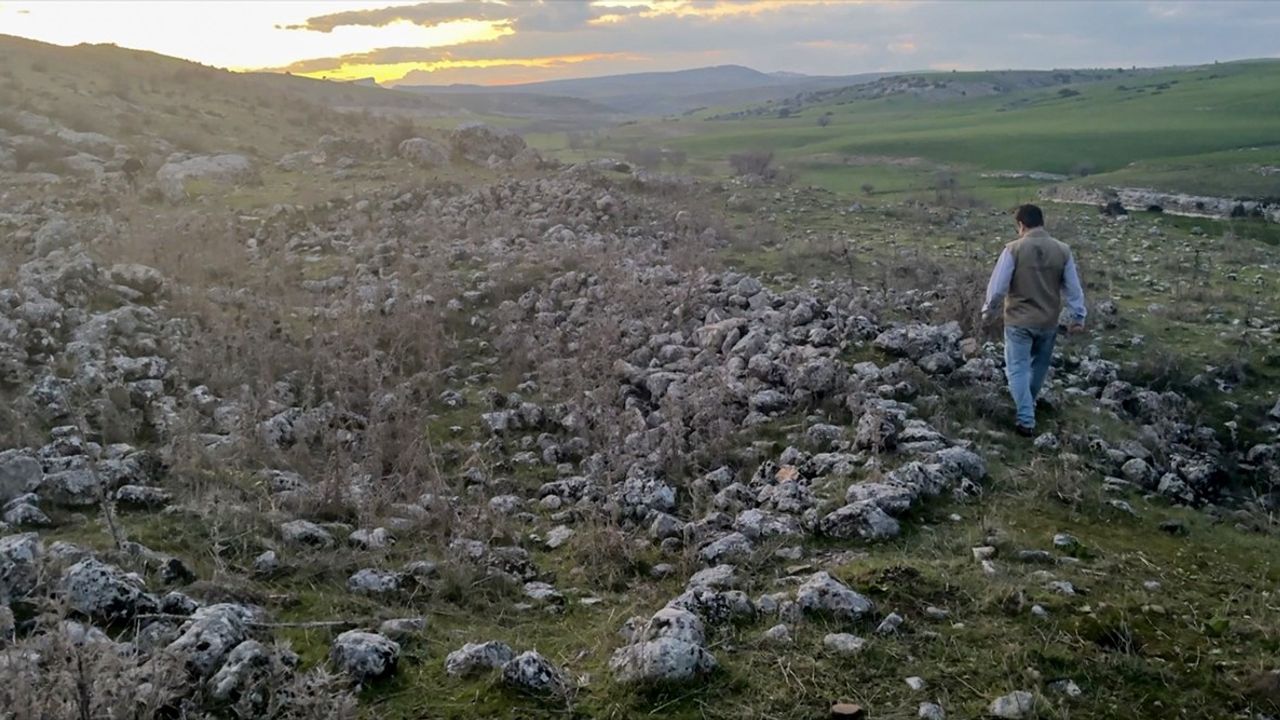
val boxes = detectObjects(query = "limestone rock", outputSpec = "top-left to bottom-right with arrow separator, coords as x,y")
445,640 -> 515,677
796,572 -> 874,622
331,630 -> 400,683
501,650 -> 571,697
60,557 -> 157,622
609,636 -> 717,684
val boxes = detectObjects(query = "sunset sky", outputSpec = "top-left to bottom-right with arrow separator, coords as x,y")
1,0 -> 1277,86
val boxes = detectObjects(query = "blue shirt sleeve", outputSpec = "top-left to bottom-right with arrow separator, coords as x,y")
1061,253 -> 1087,323
982,248 -> 1014,318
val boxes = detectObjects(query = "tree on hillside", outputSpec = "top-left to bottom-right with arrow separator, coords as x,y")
817,113 -> 832,127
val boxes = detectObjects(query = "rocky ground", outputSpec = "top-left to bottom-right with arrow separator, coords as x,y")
2,110 -> 1280,720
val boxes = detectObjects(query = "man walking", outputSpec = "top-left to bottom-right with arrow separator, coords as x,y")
982,204 -> 1086,436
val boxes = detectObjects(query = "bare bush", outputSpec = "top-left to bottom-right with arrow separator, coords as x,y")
624,145 -> 663,170
729,150 -> 775,178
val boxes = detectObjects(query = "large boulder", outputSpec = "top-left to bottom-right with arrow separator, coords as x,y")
279,519 -> 334,547
398,137 -> 450,168
795,571 -> 874,622
449,125 -> 527,165
873,322 -> 963,361
32,217 -> 78,257
166,604 -> 254,677
818,501 -> 901,540
206,639 -> 273,706
609,636 -> 717,684
0,451 -> 41,504
155,154 -> 258,202
60,557 -> 157,622
0,532 -> 43,603
109,264 -> 166,298
331,630 -> 400,683
36,468 -> 104,507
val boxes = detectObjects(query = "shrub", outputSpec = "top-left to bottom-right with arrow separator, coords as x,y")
729,150 -> 775,177
623,145 -> 663,170
1071,161 -> 1097,177
385,115 -> 417,155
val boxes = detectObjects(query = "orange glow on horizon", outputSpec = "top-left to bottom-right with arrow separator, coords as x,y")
294,52 -> 644,85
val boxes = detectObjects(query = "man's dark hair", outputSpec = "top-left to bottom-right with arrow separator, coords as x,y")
1015,204 -> 1044,228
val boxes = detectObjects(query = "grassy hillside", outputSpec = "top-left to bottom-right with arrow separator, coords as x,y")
584,60 -> 1280,200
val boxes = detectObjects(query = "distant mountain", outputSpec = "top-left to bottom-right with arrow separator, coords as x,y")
398,65 -> 887,115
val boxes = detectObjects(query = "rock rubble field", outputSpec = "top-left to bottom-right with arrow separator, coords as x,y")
2,112 -> 1280,719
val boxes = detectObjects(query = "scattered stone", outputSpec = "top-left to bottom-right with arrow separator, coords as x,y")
610,636 -> 717,684
114,484 -> 172,509
279,520 -> 334,547
823,633 -> 866,655
166,604 -> 252,677
331,630 -> 400,683
797,572 -> 874,622
830,702 -> 867,719
876,612 -> 905,635
762,623 -> 792,644
347,568 -> 401,595
379,617 -> 427,643
1049,678 -> 1083,698
60,557 -> 157,622
989,690 -> 1035,718
918,702 -> 946,719
545,525 -> 575,550
1052,533 -> 1079,550
348,527 -> 395,550
0,532 -> 43,603
252,550 -> 279,576
501,650 -> 571,697
445,641 -> 515,677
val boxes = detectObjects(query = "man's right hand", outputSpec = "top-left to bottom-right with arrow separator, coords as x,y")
1068,322 -> 1086,335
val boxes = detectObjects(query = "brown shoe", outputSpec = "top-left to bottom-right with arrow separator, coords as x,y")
1015,424 -> 1036,438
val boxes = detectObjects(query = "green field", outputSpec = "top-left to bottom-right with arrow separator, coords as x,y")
570,60 -> 1280,202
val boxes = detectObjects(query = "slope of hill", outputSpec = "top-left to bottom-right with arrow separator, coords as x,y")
0,34 -> 459,161
707,68 -> 1155,119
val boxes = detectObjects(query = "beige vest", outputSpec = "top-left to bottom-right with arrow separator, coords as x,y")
1004,228 -> 1071,329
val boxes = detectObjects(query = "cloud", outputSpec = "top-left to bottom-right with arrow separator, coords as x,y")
266,0 -> 1280,85
286,0 -> 638,34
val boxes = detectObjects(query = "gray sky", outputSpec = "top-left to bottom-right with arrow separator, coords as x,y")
4,1 -> 1279,85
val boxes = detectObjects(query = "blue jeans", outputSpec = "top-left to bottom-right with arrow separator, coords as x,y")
1004,325 -> 1057,429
